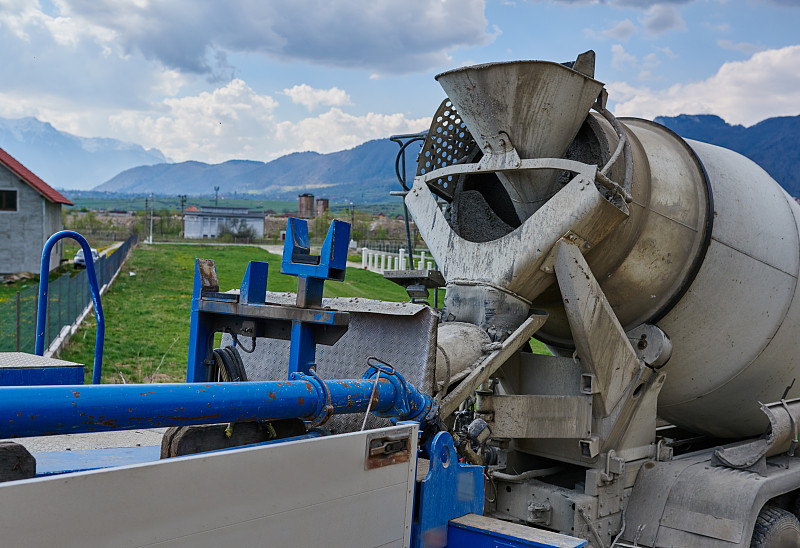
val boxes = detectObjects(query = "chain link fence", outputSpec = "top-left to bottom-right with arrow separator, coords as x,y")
0,234 -> 138,354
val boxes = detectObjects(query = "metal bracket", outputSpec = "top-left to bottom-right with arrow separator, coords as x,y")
527,500 -> 553,526
365,430 -> 412,470
281,217 -> 350,308
185,218 -> 352,382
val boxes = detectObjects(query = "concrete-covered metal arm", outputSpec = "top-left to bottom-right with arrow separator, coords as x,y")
0,374 -> 436,438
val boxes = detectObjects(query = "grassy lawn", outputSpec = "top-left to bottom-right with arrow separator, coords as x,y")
60,244 -> 409,383
58,242 -> 549,384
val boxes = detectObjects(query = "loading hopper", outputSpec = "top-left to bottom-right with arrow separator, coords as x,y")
436,59 -> 604,221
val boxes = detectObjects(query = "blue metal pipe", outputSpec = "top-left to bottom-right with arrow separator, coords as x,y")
0,374 -> 437,438
36,231 -> 105,384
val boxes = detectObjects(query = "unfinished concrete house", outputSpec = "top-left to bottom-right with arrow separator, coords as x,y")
0,147 -> 72,274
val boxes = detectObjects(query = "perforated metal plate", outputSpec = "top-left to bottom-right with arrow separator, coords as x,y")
417,99 -> 478,201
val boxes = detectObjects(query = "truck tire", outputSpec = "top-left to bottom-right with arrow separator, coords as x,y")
750,506 -> 800,547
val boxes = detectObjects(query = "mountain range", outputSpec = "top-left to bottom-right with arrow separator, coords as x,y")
1,114 -> 798,203
97,113 -> 800,203
655,114 -> 800,197
0,117 -> 167,190
95,138 -> 415,204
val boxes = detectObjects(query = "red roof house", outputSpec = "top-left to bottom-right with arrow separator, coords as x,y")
0,147 -> 72,273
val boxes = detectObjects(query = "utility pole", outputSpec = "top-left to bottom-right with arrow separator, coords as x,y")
214,186 -> 220,206
144,196 -> 148,243
149,193 -> 154,244
179,194 -> 186,238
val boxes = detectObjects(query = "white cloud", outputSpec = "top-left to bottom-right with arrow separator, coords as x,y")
611,44 -> 637,70
108,79 -> 279,162
640,4 -> 686,35
275,109 -> 430,156
55,0 -> 493,75
638,52 -> 661,81
586,19 -> 637,41
610,45 -> 800,126
282,85 -> 351,112
717,39 -> 766,56
606,19 -> 638,40
99,79 -> 428,164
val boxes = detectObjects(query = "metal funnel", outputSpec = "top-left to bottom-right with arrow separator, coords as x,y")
436,58 -> 604,221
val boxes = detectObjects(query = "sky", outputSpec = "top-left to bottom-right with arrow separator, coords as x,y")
1,0 -> 798,173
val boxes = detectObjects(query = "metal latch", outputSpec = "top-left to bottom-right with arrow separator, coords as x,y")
370,439 -> 407,457
528,500 -> 552,526
365,431 -> 411,470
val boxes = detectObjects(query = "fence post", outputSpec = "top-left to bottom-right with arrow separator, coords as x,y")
46,280 -> 50,349
67,273 -> 72,324
15,292 -> 20,352
33,289 -> 38,344
58,274 -> 63,332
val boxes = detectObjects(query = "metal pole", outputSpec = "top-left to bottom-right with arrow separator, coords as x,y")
15,292 -> 20,352
35,231 -> 105,384
67,271 -> 71,322
58,274 -> 62,333
0,371 -> 436,438
149,193 -> 154,244
45,281 -> 50,350
33,290 -> 38,352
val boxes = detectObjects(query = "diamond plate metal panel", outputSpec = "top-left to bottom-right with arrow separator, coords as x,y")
221,295 -> 438,433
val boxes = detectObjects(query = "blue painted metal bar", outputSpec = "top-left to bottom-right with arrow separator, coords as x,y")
187,258 -> 215,382
238,261 -> 268,305
0,369 -> 438,438
412,431 -> 486,548
36,230 -> 105,384
282,218 -> 351,376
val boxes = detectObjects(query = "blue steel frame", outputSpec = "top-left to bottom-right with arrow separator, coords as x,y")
412,431 -> 486,548
282,217 -> 350,376
35,230 -> 105,384
186,218 -> 351,382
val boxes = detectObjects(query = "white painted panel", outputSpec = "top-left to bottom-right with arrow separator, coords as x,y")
0,424 -> 418,548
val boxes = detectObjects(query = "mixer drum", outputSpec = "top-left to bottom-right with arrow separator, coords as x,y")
646,135 -> 800,438
423,59 -> 800,439
532,118 -> 800,438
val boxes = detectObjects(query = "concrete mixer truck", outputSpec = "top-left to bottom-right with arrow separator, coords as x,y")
0,50 -> 798,548
390,50 -> 800,547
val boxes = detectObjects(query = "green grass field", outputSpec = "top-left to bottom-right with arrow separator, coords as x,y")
59,244 -> 410,383
58,242 -> 549,383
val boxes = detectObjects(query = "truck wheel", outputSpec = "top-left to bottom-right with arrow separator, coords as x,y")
751,506 -> 800,547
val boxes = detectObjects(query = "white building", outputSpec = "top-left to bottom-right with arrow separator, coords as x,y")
184,206 -> 264,239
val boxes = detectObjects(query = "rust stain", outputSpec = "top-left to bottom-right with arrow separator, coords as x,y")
140,391 -> 157,396
298,397 -> 304,405
128,408 -> 133,413
268,391 -> 277,400
72,391 -> 81,398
